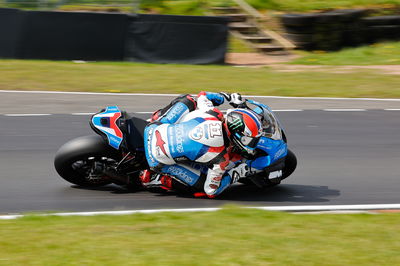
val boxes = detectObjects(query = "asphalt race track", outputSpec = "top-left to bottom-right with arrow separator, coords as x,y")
1,91 -> 400,214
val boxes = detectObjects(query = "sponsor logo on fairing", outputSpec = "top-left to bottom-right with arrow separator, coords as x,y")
274,147 -> 286,160
269,170 -> 282,180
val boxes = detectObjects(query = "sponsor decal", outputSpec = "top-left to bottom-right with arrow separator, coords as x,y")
230,117 -> 243,130
209,122 -> 222,138
166,166 -> 194,184
212,176 -> 222,182
168,127 -> 175,153
269,170 -> 282,180
146,127 -> 155,164
155,130 -> 169,157
174,156 -> 188,162
190,125 -> 204,140
209,184 -> 218,190
175,124 -> 184,153
165,103 -> 184,121
274,147 -> 286,160
191,121 -> 222,141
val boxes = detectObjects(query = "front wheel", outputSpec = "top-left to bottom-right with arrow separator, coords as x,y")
239,149 -> 297,188
282,149 -> 297,180
54,135 -> 121,187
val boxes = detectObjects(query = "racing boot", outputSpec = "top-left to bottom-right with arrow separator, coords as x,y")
139,169 -> 162,188
140,170 -> 174,191
160,175 -> 173,191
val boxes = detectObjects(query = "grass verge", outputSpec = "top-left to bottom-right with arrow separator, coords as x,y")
0,207 -> 399,265
291,42 -> 400,65
1,59 -> 400,98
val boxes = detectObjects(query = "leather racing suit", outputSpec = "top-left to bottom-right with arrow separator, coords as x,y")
143,91 -> 238,197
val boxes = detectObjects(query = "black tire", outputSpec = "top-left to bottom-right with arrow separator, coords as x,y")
54,135 -> 121,187
282,149 -> 297,180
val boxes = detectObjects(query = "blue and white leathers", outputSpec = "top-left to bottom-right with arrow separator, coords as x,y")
144,93 -> 231,196
143,93 -> 288,196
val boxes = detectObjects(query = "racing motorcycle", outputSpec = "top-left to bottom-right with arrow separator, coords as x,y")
54,103 -> 297,194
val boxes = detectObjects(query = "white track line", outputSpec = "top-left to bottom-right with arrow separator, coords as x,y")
4,113 -> 51,117
384,109 -> 400,111
273,109 -> 303,112
71,112 -> 96,116
1,204 -> 400,220
1,90 -> 400,102
323,109 -> 366,112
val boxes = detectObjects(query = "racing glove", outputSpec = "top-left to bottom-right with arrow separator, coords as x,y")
220,92 -> 246,108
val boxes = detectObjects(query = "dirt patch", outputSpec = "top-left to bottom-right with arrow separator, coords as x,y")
226,53 -> 400,75
270,64 -> 400,75
226,53 -> 299,67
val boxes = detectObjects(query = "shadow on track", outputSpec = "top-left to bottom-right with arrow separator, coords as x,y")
71,184 -> 135,194
221,184 -> 340,203
71,183 -> 340,203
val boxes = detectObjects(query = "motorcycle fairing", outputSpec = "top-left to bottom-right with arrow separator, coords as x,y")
255,136 -> 287,166
91,106 -> 123,150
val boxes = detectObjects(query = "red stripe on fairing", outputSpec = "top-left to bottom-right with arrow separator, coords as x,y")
109,112 -> 123,138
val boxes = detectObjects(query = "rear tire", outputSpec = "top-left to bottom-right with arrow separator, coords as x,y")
54,135 -> 121,187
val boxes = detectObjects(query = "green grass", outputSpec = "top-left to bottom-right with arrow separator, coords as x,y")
144,0 -> 400,13
245,0 -> 400,11
292,42 -> 400,65
5,0 -> 400,13
1,59 -> 400,98
228,35 -> 257,53
0,207 -> 400,265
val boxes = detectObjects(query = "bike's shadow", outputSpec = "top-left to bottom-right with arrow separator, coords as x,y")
71,183 -> 340,203
220,184 -> 340,203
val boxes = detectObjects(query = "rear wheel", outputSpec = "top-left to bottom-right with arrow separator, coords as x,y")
54,136 -> 121,187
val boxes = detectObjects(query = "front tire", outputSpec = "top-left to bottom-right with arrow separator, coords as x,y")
239,149 -> 297,188
282,149 -> 297,180
54,135 -> 121,187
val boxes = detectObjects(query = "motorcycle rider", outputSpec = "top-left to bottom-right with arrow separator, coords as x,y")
140,91 -> 272,198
